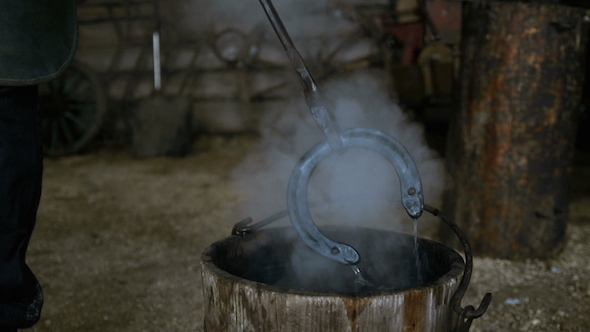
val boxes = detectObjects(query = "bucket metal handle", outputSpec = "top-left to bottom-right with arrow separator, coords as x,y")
423,205 -> 493,332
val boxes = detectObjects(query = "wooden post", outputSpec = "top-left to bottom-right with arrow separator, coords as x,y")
441,1 -> 590,259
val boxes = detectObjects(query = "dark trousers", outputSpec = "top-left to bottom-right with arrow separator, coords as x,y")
0,86 -> 44,330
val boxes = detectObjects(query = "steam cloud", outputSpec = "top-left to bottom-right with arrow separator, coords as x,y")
231,70 -> 447,233
185,0 -> 449,231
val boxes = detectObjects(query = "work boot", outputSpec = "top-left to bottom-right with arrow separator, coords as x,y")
0,284 -> 43,330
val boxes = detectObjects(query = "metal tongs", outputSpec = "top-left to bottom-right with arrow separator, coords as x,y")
258,0 -> 343,152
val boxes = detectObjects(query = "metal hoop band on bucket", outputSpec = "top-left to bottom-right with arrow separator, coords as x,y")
286,127 -> 424,265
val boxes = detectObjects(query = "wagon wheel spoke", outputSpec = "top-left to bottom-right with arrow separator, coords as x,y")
63,70 -> 86,95
59,118 -> 76,145
40,62 -> 106,156
50,121 -> 60,152
64,109 -> 93,129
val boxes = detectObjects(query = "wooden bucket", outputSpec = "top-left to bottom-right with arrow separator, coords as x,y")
201,226 -> 464,332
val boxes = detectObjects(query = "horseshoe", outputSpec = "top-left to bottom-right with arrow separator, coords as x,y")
287,127 -> 424,265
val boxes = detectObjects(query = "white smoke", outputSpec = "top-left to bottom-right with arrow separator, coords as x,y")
231,70 -> 447,234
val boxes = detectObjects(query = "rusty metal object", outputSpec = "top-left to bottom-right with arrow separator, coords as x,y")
417,0 -> 441,42
426,0 -> 462,44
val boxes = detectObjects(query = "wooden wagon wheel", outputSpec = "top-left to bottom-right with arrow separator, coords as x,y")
39,61 -> 106,156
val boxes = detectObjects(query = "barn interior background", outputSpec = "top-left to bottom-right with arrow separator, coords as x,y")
30,0 -> 590,331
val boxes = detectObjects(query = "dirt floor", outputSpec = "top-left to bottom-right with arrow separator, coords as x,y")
25,135 -> 590,332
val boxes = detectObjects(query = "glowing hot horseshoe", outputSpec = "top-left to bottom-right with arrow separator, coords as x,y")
287,127 -> 424,265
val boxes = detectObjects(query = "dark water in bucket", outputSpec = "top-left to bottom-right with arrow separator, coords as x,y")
211,226 -> 462,295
